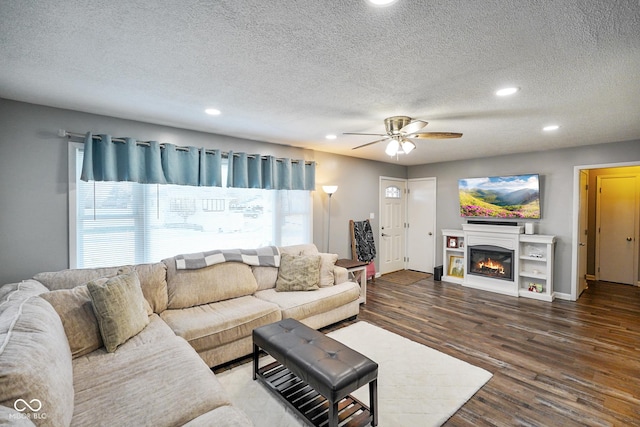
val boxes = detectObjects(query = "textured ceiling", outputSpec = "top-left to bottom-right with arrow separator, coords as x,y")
1,1 -> 639,165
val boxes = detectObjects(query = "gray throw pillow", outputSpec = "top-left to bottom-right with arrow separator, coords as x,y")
276,253 -> 321,292
87,271 -> 150,353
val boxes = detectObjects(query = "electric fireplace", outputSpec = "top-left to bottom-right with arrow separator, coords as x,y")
468,245 -> 514,281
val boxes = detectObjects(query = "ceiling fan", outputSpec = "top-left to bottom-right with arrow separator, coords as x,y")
345,116 -> 462,156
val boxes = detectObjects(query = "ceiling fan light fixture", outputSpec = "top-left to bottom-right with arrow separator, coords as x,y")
385,139 -> 400,156
401,140 -> 416,154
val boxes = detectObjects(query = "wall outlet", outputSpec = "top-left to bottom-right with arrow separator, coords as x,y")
369,212 -> 375,219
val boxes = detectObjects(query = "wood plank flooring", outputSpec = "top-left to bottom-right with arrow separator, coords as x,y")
345,276 -> 640,426
216,277 -> 640,426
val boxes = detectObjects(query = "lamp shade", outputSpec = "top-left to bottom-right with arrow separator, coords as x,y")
401,140 -> 416,154
322,185 -> 338,195
385,139 -> 400,156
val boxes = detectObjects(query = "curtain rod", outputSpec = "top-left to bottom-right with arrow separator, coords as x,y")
59,130 -> 314,165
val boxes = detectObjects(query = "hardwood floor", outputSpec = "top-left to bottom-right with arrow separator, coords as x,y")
215,277 -> 640,426
345,276 -> 640,426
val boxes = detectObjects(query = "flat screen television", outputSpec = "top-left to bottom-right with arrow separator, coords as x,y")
459,174 -> 541,219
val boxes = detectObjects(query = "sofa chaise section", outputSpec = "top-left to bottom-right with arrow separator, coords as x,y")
71,314 -> 250,426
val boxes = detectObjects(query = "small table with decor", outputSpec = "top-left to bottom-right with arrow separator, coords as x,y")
336,259 -> 368,304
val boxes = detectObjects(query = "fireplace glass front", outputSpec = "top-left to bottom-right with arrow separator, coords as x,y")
468,245 -> 514,281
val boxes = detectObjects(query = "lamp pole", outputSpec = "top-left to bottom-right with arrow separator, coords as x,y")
327,192 -> 333,252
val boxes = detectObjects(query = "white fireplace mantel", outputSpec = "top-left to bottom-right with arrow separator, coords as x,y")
442,225 -> 556,301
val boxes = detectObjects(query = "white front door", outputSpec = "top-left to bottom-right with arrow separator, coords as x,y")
407,178 -> 436,273
596,175 -> 638,285
379,178 -> 406,274
577,170 -> 589,296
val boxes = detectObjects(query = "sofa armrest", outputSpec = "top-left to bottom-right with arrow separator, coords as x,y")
333,266 -> 348,285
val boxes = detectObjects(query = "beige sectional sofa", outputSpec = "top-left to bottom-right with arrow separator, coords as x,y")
0,244 -> 361,426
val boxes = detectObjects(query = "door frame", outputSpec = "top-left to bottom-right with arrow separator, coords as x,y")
570,160 -> 640,300
379,176 -> 407,274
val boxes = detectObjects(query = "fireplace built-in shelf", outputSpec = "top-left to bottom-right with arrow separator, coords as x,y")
442,225 -> 556,301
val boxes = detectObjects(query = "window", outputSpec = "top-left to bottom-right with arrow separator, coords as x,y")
69,143 -> 312,268
385,185 -> 401,199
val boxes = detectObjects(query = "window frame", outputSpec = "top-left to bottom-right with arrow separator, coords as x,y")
68,142 -> 312,269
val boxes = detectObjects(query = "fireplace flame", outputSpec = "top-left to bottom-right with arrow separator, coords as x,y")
476,258 -> 505,275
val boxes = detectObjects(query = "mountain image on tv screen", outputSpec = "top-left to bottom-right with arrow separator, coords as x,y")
459,174 -> 540,219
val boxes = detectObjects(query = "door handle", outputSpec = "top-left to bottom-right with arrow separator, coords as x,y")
579,242 -> 586,246
627,237 -> 633,242
382,233 -> 390,237
428,232 -> 433,236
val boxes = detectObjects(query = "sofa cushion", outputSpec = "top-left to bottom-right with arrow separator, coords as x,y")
87,271 -> 150,353
276,253 -> 321,292
40,285 -> 103,358
164,259 -> 258,309
251,266 -> 278,291
72,315 -> 235,426
33,263 -> 168,315
33,266 -> 132,290
255,281 -> 360,320
132,263 -> 168,313
0,281 -> 74,427
161,295 -> 281,358
318,253 -> 339,287
279,243 -> 319,256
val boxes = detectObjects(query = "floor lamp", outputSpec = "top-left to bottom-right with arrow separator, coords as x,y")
322,185 -> 338,252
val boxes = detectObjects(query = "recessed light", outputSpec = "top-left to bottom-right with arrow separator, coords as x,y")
496,87 -> 519,97
325,134 -> 337,140
543,125 -> 560,131
368,0 -> 398,6
205,108 -> 221,116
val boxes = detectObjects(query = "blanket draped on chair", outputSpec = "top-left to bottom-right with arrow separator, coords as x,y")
175,246 -> 280,270
353,220 -> 376,263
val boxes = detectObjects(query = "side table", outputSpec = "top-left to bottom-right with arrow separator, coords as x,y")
336,259 -> 368,304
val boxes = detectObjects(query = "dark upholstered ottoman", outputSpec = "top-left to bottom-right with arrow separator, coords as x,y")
253,318 -> 378,427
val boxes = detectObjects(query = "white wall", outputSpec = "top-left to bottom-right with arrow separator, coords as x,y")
408,140 -> 640,296
0,98 -> 406,284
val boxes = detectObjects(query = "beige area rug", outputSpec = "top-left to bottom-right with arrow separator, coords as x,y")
381,269 -> 431,285
216,321 -> 492,427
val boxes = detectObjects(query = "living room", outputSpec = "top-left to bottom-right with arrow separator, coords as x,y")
1,1 -> 640,426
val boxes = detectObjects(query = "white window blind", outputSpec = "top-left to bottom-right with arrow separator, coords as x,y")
69,143 -> 312,268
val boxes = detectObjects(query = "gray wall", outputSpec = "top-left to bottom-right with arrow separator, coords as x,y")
0,98 -> 405,284
408,140 -> 640,296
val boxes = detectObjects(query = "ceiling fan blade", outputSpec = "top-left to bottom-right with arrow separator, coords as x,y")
352,137 -> 390,150
343,132 -> 388,136
407,132 -> 463,139
399,120 -> 428,135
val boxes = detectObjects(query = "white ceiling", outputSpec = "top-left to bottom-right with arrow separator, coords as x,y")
1,1 -> 639,166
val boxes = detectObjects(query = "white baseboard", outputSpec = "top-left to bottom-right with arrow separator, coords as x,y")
554,292 -> 573,301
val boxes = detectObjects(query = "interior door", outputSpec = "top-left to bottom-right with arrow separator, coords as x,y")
596,175 -> 637,285
407,178 -> 436,273
577,170 -> 589,296
379,178 -> 406,274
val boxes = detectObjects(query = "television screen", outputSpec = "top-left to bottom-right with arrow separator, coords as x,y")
459,174 -> 540,219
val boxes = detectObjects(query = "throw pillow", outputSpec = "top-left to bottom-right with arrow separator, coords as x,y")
40,284 -> 104,358
276,253 -> 321,292
318,253 -> 339,287
87,271 -> 150,353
